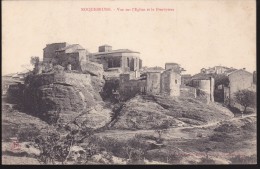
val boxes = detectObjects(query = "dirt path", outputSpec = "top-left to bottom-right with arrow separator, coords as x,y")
95,114 -> 256,139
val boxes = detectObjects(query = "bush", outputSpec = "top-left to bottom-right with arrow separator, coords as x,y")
234,89 -> 256,114
214,124 -> 240,133
2,124 -> 19,141
88,136 -> 127,158
209,132 -> 234,142
241,122 -> 256,132
198,157 -> 215,164
18,126 -> 41,142
146,148 -> 181,164
230,154 -> 257,164
228,105 -> 241,115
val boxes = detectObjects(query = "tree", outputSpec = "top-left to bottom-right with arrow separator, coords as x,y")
154,120 -> 170,143
234,89 -> 256,116
30,56 -> 40,67
214,74 -> 229,88
34,110 -> 97,164
124,134 -> 148,164
30,56 -> 42,74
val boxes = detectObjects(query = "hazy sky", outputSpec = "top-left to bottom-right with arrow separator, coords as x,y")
2,0 -> 256,75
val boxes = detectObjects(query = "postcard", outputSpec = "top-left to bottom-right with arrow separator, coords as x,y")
2,0 -> 256,165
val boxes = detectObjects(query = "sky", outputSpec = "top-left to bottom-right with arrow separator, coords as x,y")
2,0 -> 256,75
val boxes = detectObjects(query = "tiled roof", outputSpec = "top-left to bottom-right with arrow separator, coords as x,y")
191,73 -> 212,80
224,68 -> 237,74
226,69 -> 253,76
181,74 -> 191,77
92,49 -> 140,55
56,44 -> 85,52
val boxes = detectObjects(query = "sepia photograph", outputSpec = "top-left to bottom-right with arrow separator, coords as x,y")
1,0 -> 257,165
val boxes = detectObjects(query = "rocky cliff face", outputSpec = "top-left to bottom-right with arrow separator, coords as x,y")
23,70 -> 108,125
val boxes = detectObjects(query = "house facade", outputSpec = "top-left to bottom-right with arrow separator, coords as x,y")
201,66 -> 236,75
190,73 -> 215,102
119,63 -> 182,99
225,69 -> 255,106
89,45 -> 142,76
43,42 -> 88,71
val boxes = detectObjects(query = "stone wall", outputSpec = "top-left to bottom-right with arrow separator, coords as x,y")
146,72 -> 161,95
190,77 -> 214,102
43,43 -> 68,63
180,86 -> 197,98
161,70 -> 181,97
228,70 -> 253,106
55,52 -> 81,70
119,74 -> 146,101
91,52 -> 141,73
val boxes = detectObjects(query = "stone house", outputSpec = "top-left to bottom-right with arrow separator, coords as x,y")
119,73 -> 146,101
190,73 -> 215,102
145,63 -> 182,97
160,69 -> 181,97
201,66 -> 235,75
146,72 -> 161,95
224,69 -> 255,106
43,42 -> 88,71
89,45 -> 142,76
119,63 -> 182,99
165,63 -> 185,73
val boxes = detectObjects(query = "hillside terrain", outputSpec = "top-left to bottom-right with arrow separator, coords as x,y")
109,95 -> 234,130
1,75 -> 256,164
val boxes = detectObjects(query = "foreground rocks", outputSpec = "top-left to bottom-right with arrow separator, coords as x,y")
23,71 -> 106,125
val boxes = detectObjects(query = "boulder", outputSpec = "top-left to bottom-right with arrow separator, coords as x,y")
23,72 -> 105,124
81,62 -> 104,78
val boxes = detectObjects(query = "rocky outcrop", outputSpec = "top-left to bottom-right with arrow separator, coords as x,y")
109,96 -> 180,130
81,62 -> 104,78
23,71 -> 105,124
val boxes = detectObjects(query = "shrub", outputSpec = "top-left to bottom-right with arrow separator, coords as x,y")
18,126 -> 41,142
198,157 -> 215,164
88,136 -> 127,158
241,122 -> 256,132
2,124 -> 19,141
214,124 -> 240,133
230,154 -> 257,164
209,132 -> 234,142
146,148 -> 181,164
234,89 -> 256,114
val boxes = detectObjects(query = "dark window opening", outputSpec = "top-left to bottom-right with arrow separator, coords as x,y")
108,58 -> 121,68
127,58 -> 130,67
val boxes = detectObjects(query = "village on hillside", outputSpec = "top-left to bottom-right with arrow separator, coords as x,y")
3,42 -> 256,107
2,42 -> 257,165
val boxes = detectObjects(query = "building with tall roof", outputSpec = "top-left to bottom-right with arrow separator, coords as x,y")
89,45 -> 142,77
42,42 -> 88,71
224,69 -> 255,106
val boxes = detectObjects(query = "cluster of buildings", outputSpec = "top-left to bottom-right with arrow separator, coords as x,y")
191,66 -> 256,106
41,43 -> 187,101
8,42 -> 254,106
